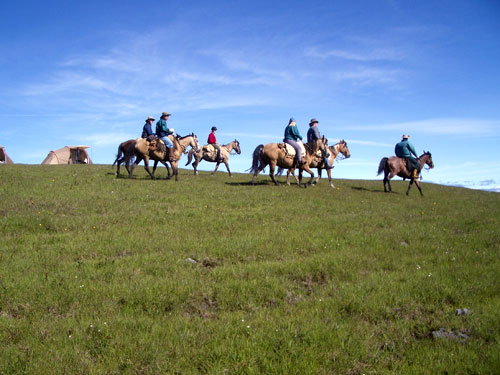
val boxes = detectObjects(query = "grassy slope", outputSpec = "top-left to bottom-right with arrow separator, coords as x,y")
0,164 -> 499,374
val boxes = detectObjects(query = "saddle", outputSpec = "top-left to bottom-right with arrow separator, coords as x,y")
203,144 -> 215,153
278,141 -> 306,159
202,144 -> 228,159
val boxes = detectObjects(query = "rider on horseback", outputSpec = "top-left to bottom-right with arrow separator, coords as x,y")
283,118 -> 306,166
142,116 -> 156,141
208,126 -> 223,162
395,134 -> 420,179
307,118 -> 332,170
156,112 -> 175,162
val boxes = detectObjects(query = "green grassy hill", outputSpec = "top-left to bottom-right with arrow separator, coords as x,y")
1,164 -> 499,374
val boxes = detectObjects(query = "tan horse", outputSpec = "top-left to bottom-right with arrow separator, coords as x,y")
250,137 -> 328,187
185,140 -> 241,177
126,134 -> 200,181
279,140 -> 351,188
377,151 -> 434,196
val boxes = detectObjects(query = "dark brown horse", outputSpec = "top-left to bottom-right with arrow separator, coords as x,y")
250,137 -> 328,187
377,151 -> 434,196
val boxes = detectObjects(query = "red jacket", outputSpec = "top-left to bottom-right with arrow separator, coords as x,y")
208,132 -> 217,144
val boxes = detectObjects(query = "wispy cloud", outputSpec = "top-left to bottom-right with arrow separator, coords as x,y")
348,118 -> 500,136
306,46 -> 404,61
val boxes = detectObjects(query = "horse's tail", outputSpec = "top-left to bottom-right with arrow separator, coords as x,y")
185,149 -> 194,166
112,143 -> 124,167
377,157 -> 389,175
247,144 -> 264,173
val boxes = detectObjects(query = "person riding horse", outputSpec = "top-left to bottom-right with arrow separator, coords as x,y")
283,118 -> 306,166
395,134 -> 420,179
307,118 -> 332,170
156,112 -> 175,162
208,126 -> 223,162
142,116 -> 155,140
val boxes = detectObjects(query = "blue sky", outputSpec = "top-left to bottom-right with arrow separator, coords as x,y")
1,0 -> 499,190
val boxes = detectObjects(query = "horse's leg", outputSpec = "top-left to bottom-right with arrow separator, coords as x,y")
303,166 -> 315,187
252,161 -> 268,185
286,169 -> 293,186
413,180 -> 424,197
192,156 -> 199,176
142,157 -> 155,179
315,168 -> 322,186
211,161 -> 220,176
326,167 -> 335,188
171,161 -> 179,181
406,179 -> 415,196
269,163 -> 279,186
128,156 -> 142,178
160,161 -> 171,179
152,160 -> 159,179
224,160 -> 232,177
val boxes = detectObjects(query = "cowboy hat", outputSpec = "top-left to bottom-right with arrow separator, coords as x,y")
402,134 -> 410,139
161,112 -> 171,117
309,118 -> 319,126
146,116 -> 155,121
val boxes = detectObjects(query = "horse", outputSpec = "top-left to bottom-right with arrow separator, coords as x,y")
185,140 -> 241,177
249,136 -> 328,187
377,151 -> 434,196
126,133 -> 200,181
278,140 -> 351,188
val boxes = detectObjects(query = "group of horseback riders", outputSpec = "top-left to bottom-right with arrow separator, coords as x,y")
141,111 -> 223,162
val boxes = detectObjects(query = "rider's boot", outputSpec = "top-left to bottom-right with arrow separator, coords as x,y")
168,147 -> 175,162
413,168 -> 419,179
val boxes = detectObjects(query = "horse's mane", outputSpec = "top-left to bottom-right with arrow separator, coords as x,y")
177,133 -> 195,140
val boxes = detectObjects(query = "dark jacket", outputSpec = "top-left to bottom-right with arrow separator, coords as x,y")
156,119 -> 173,138
142,123 -> 154,138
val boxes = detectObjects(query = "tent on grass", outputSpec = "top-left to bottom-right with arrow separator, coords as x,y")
0,146 -> 14,164
41,145 -> 92,165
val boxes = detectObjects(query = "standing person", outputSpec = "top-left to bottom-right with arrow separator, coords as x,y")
156,112 -> 175,161
207,126 -> 223,161
283,118 -> 305,165
141,116 -> 155,139
395,134 -> 420,178
307,118 -> 332,169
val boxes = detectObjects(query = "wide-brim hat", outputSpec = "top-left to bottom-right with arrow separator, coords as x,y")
402,134 -> 410,139
211,126 -> 217,131
309,118 -> 319,126
146,116 -> 155,121
161,112 -> 171,117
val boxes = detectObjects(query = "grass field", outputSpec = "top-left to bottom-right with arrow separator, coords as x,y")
1,164 -> 499,374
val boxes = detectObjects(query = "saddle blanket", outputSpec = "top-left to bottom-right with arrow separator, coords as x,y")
281,141 -> 306,159
202,144 -> 229,158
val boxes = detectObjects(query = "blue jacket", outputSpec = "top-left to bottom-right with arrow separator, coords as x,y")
395,140 -> 418,158
284,124 -> 303,141
142,123 -> 154,138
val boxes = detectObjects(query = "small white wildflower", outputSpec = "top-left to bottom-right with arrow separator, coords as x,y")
104,322 -> 107,325
452,257 -> 456,261
90,324 -> 93,328
417,265 -> 421,270
247,325 -> 250,329
68,335 -> 72,338
241,319 -> 244,322
75,276 -> 78,278
428,273 -> 432,277
79,285 -> 84,288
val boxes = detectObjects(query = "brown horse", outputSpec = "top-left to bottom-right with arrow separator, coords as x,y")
377,151 -> 434,196
126,134 -> 200,181
250,137 -> 328,187
185,140 -> 241,177
113,139 -> 136,177
279,140 -> 351,188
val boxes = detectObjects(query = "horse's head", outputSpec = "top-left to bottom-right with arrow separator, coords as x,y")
191,133 -> 201,152
338,139 -> 351,159
232,140 -> 241,155
422,150 -> 434,169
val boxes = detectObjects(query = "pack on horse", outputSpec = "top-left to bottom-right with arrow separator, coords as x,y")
249,136 -> 328,187
377,151 -> 434,196
278,139 -> 351,188
125,133 -> 200,181
185,140 -> 241,177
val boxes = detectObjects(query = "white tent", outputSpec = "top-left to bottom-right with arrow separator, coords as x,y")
41,146 -> 92,165
0,146 -> 14,164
